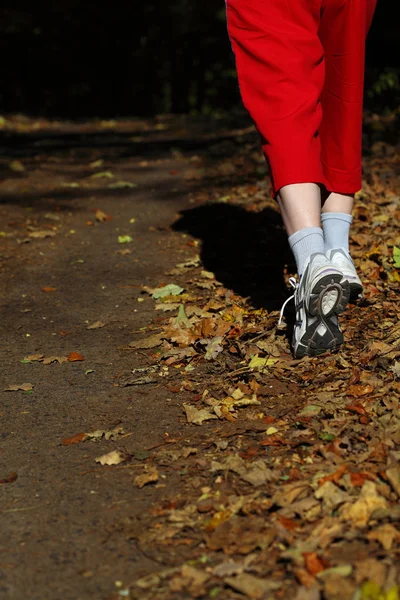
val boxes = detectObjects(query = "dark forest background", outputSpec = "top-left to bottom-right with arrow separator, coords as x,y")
0,1 -> 399,118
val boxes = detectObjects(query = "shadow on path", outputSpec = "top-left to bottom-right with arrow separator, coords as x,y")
173,203 -> 294,312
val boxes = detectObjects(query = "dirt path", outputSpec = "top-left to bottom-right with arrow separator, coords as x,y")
0,114 -> 399,600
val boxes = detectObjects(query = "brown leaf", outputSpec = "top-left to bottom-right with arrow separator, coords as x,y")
277,514 -> 299,531
61,432 -> 87,446
29,230 -> 56,239
4,383 -> 34,392
95,209 -> 111,222
95,450 -> 130,466
386,464 -> 400,497
86,321 -> 106,330
134,467 -> 159,488
183,403 -> 218,426
42,286 -> 57,293
346,384 -> 374,397
24,354 -> 44,362
367,523 -> 400,550
224,573 -> 280,599
68,352 -> 85,362
43,356 -> 68,364
0,472 -> 17,484
303,552 -> 327,577
340,481 -> 387,527
318,464 -> 348,486
128,334 -> 163,349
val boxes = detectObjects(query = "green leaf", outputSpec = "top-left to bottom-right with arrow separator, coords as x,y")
320,433 -> 335,442
393,246 -> 400,269
91,171 -> 114,179
118,235 -> 133,244
175,304 -> 191,327
152,283 -> 184,299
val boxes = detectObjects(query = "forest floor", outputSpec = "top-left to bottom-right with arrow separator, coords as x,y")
0,111 -> 399,600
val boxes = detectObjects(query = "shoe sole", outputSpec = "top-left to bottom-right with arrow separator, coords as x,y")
295,273 -> 350,358
348,280 -> 363,302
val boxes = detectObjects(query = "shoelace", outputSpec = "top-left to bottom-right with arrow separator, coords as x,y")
278,277 -> 298,326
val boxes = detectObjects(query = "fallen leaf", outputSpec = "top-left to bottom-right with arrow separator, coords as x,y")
224,573 -> 280,599
152,284 -> 184,299
24,354 -> 44,362
95,450 -> 130,466
4,383 -> 34,392
28,230 -> 56,239
128,333 -> 163,349
340,481 -> 387,527
62,432 -> 87,446
204,336 -> 224,360
393,245 -> 400,269
367,524 -> 400,550
183,403 -> 218,425
89,159 -> 104,168
303,552 -> 326,577
68,352 -> 85,362
118,235 -> 133,244
211,455 -> 278,486
9,159 -> 25,172
0,472 -> 18,484
318,464 -> 348,486
43,356 -> 68,364
108,180 -> 137,189
134,467 -> 159,488
86,321 -> 105,330
95,209 -> 111,222
386,464 -> 400,497
42,287 -> 57,293
91,171 -> 114,179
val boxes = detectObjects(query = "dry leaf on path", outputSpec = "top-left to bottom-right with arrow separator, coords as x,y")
68,352 -> 85,362
95,450 -> 130,466
62,426 -> 125,446
4,383 -> 34,392
151,283 -> 184,299
95,209 -> 111,222
86,321 -> 106,330
367,523 -> 400,550
386,464 -> 400,497
134,467 -> 159,488
62,432 -> 87,446
224,573 -> 280,599
184,403 -> 218,425
0,472 -> 18,484
211,455 -> 277,486
129,334 -> 163,349
29,230 -> 56,239
43,356 -> 68,364
340,481 -> 387,527
24,354 -> 44,362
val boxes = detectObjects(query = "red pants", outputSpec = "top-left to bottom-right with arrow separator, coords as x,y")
226,0 -> 377,195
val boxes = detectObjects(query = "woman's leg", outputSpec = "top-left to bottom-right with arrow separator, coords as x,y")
226,0 -> 327,276
226,0 -> 350,357
318,0 -> 377,298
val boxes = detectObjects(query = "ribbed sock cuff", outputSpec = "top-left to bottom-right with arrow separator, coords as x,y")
288,227 -> 325,276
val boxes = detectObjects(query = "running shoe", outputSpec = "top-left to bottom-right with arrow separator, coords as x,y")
326,248 -> 363,301
279,253 -> 350,358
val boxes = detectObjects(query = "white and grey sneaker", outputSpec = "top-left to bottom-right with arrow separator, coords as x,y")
326,248 -> 363,301
279,253 -> 350,358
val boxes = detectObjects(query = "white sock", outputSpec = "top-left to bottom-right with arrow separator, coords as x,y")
321,212 -> 352,253
288,227 -> 325,276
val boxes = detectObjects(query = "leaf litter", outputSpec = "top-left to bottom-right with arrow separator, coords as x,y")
108,114 -> 400,600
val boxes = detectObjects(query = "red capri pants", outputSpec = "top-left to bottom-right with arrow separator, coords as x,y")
226,0 -> 377,196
